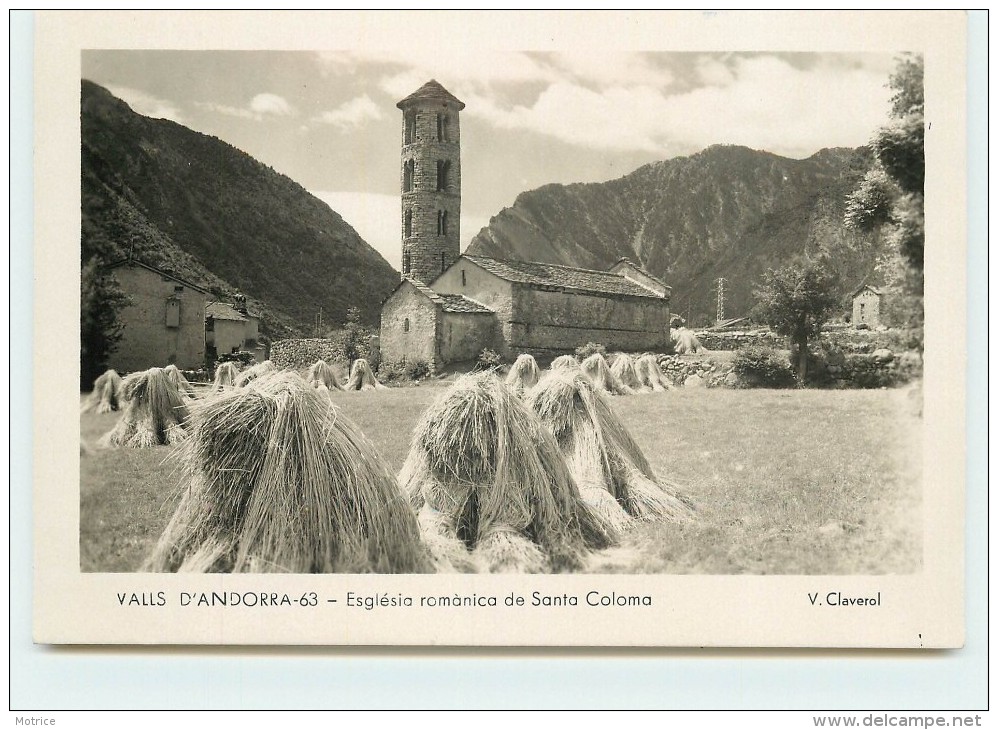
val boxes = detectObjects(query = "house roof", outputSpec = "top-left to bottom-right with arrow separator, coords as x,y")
851,284 -> 882,297
205,301 -> 247,322
462,255 -> 668,300
396,79 -> 466,111
104,258 -> 212,294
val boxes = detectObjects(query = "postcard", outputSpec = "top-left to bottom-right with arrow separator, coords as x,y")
33,10 -> 967,647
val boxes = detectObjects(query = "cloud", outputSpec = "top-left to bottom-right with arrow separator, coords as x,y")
195,101 -> 257,119
313,94 -> 382,130
464,54 -> 892,157
250,93 -> 295,117
104,85 -> 183,123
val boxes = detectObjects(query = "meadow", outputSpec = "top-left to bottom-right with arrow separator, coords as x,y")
80,381 -> 922,574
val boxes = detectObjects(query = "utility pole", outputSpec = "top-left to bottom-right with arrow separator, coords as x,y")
716,277 -> 726,325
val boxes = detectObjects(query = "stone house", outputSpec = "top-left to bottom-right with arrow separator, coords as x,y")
104,258 -> 209,372
851,284 -> 883,328
205,296 -> 267,364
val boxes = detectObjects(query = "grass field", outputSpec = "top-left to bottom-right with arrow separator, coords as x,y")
80,380 -> 922,574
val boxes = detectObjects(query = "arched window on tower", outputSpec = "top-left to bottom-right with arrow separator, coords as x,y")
437,114 -> 449,142
436,160 -> 450,192
440,251 -> 446,273
404,112 -> 416,144
402,251 -> 410,275
404,209 -> 412,238
437,210 -> 448,236
403,318 -> 410,333
403,159 -> 414,192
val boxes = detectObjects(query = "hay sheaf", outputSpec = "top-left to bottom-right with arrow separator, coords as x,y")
147,372 -> 429,574
528,370 -> 695,537
609,353 -> 648,392
398,372 -> 611,574
164,364 -> 197,399
99,368 -> 190,448
504,353 -> 540,392
234,360 -> 275,387
307,359 -> 345,391
636,354 -> 675,392
345,358 -> 385,391
81,369 -> 122,414
581,353 -> 631,395
672,327 -> 704,354
210,362 -> 240,393
550,355 -> 581,372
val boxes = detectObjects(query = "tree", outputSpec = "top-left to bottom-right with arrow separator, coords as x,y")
341,305 -> 367,362
80,257 -> 129,388
754,261 -> 839,384
845,53 -> 924,270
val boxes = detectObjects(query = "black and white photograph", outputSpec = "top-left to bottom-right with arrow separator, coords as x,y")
30,11 -> 970,650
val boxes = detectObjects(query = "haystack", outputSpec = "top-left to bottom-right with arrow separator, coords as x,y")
81,369 -> 122,414
164,364 -> 197,399
99,367 -> 189,448
528,370 -> 694,535
672,327 -> 704,354
609,353 -> 648,392
307,359 -> 344,391
397,372 -> 610,574
636,354 -> 675,391
581,353 -> 631,395
504,353 -> 540,392
234,360 -> 275,387
345,358 -> 385,391
146,372 -> 429,574
550,354 -> 581,372
210,362 -> 240,392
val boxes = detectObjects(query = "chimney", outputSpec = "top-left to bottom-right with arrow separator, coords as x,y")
234,294 -> 248,316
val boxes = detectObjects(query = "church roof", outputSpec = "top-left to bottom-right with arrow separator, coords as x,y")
385,277 -> 494,313
396,79 -> 466,110
462,255 -> 667,300
438,294 -> 493,314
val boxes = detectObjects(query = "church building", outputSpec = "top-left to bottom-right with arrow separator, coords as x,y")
380,81 -> 672,370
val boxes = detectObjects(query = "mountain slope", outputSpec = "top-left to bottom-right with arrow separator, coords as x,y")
81,80 -> 399,337
467,145 -> 882,325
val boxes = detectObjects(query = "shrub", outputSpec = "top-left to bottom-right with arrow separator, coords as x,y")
574,342 -> 606,360
216,351 -> 256,367
478,348 -> 504,371
733,345 -> 796,388
375,359 -> 407,385
405,359 -> 431,381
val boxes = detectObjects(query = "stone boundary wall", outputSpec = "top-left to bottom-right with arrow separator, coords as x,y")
271,338 -> 342,370
694,327 -> 921,354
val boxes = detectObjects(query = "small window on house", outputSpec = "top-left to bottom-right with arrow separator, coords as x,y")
403,318 -> 410,333
436,160 -> 450,192
859,303 -> 866,321
404,209 -> 412,238
165,298 -> 181,328
404,112 -> 416,144
174,285 -> 184,293
437,210 -> 448,235
461,269 -> 466,287
403,159 -> 414,192
205,316 -> 214,332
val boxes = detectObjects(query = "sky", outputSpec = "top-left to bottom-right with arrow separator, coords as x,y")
82,50 -> 896,270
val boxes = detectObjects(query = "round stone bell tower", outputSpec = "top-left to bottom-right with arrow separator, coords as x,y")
397,79 -> 464,285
